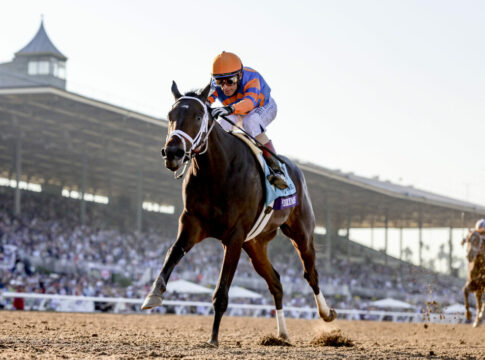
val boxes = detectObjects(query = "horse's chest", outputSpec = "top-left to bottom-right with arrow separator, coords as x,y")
470,260 -> 485,288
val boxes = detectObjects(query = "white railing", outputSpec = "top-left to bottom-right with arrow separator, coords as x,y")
0,292 -> 466,324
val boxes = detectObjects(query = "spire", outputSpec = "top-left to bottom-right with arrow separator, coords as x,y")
15,19 -> 67,61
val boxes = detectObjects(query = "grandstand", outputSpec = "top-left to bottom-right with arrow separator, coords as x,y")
1,20 -> 485,315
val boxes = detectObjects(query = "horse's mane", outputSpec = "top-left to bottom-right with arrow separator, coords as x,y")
184,89 -> 203,97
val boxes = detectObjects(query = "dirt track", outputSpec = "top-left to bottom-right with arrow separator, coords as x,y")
0,311 -> 484,359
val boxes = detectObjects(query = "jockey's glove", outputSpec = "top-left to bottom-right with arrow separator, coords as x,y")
211,105 -> 234,118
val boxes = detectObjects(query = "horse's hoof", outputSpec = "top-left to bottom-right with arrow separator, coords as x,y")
465,311 -> 472,321
141,295 -> 163,310
322,308 -> 337,322
473,319 -> 481,328
206,339 -> 219,347
278,333 -> 290,342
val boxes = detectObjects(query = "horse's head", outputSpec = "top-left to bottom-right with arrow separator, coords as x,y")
162,81 -> 212,173
462,230 -> 485,263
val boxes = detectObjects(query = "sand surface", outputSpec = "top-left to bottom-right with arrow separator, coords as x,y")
0,311 -> 484,359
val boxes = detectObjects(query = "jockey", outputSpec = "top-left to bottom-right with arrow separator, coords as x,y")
476,219 -> 485,231
208,51 -> 288,190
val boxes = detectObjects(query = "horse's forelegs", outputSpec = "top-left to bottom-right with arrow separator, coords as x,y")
473,290 -> 483,327
209,239 -> 243,347
243,236 -> 288,340
142,214 -> 203,310
463,284 -> 472,321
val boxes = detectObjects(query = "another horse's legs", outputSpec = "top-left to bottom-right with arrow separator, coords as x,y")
243,231 -> 288,340
209,238 -> 244,347
473,289 -> 483,327
463,284 -> 472,321
281,224 -> 336,322
142,213 -> 204,310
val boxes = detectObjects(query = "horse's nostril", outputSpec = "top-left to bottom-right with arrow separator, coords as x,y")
175,149 -> 185,158
163,146 -> 185,161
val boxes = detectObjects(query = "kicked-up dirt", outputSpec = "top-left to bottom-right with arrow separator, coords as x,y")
0,311 -> 484,359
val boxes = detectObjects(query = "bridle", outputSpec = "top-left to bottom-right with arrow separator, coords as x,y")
162,96 -> 215,179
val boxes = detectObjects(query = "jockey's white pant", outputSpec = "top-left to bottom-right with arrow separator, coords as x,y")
218,97 -> 277,137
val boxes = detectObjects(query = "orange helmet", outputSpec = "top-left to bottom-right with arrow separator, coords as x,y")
212,51 -> 243,78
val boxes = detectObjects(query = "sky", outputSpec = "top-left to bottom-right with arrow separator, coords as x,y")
1,0 -> 484,272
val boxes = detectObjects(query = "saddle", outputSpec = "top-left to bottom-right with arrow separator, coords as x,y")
230,131 -> 298,241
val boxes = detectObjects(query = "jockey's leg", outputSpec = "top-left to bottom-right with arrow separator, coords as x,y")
256,134 -> 288,190
141,213 -> 205,310
240,97 -> 287,189
217,114 -> 239,132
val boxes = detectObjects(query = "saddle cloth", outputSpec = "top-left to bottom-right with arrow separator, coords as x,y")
230,132 -> 298,241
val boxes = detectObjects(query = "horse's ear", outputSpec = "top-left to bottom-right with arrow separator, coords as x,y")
171,81 -> 182,100
199,83 -> 211,102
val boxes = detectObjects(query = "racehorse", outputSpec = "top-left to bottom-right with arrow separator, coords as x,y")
462,229 -> 485,327
141,82 -> 336,346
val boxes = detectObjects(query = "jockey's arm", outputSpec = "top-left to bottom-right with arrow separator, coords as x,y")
207,89 -> 218,105
233,78 -> 261,115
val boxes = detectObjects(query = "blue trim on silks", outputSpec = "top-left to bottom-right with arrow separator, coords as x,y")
259,154 -> 297,209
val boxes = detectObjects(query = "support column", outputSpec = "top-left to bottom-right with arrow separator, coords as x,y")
384,211 -> 389,264
448,225 -> 453,276
418,216 -> 423,267
14,137 -> 22,216
80,152 -> 87,225
370,217 -> 375,249
135,169 -> 144,233
399,225 -> 404,278
399,227 -> 403,261
325,205 -> 332,272
346,209 -> 351,259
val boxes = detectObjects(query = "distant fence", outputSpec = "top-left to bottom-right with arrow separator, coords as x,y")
0,292 -> 466,324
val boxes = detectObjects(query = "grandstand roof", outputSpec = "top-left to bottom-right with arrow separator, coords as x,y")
1,86 -> 484,229
15,21 -> 67,61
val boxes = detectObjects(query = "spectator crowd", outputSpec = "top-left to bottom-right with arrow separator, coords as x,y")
0,188 -> 463,315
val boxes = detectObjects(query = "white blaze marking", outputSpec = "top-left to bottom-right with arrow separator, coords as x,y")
315,291 -> 330,317
276,309 -> 288,338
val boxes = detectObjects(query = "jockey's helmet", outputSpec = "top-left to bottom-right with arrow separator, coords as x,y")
212,51 -> 243,79
475,219 -> 485,230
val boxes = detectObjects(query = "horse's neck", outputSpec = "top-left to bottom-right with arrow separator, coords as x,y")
192,123 -> 240,176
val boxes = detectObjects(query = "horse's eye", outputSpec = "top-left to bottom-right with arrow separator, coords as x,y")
196,115 -> 202,122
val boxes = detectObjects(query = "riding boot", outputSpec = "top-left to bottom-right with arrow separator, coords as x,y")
261,140 -> 288,190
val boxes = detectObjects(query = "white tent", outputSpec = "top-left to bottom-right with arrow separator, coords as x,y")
166,279 -> 212,294
443,303 -> 470,314
229,286 -> 262,299
369,298 -> 414,310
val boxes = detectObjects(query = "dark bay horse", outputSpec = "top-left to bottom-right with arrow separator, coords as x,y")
141,82 -> 336,346
462,229 -> 485,327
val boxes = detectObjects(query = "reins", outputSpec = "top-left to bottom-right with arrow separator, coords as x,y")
163,96 -> 216,179
220,114 -> 285,164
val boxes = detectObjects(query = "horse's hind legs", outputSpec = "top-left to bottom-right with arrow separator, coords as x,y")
244,233 -> 289,340
281,225 -> 336,322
